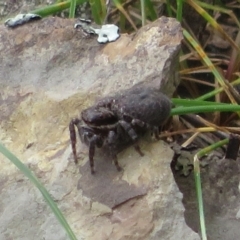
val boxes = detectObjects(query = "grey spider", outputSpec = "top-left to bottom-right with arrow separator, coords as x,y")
69,86 -> 171,174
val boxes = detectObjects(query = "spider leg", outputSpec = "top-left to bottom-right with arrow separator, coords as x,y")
69,118 -> 81,164
119,120 -> 138,140
131,118 -> 146,128
134,144 -> 144,157
85,133 -> 103,174
112,154 -> 122,171
70,118 -> 103,174
89,136 -> 97,174
152,126 -> 160,140
132,118 -> 160,140
119,120 -> 145,157
108,130 -> 122,171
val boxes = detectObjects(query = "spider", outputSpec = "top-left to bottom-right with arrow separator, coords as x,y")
69,86 -> 171,174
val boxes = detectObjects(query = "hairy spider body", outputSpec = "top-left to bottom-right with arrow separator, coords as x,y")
69,86 -> 171,174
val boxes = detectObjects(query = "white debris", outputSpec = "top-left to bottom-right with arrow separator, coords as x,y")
74,19 -> 120,44
95,24 -> 120,43
5,13 -> 41,28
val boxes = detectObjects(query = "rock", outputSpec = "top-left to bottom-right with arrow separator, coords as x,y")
0,17 -> 199,239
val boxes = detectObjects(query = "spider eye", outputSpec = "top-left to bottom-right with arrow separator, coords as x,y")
82,108 -> 117,125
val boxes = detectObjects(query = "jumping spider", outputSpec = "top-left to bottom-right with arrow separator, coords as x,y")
69,86 -> 171,174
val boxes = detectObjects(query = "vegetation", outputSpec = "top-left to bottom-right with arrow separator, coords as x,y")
1,0 -> 240,239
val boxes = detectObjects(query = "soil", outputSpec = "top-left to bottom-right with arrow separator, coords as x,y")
171,138 -> 240,240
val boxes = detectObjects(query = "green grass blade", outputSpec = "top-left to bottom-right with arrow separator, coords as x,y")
165,0 -> 173,17
193,155 -> 207,240
0,143 -> 78,240
183,29 -> 225,87
194,138 -> 229,240
186,0 -> 240,51
119,11 -> 126,32
145,0 -> 157,20
69,0 -> 77,18
32,0 -> 86,17
171,98 -> 229,107
197,139 -> 229,158
112,0 -> 138,31
140,0 -> 146,26
197,78 -> 240,101
176,0 -> 183,22
194,0 -> 240,28
89,0 -> 106,24
170,103 -> 240,116
183,29 -> 237,104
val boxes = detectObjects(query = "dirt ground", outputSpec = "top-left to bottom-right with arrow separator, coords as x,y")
172,155 -> 240,240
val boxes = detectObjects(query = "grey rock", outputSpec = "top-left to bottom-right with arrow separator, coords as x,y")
0,17 -> 199,240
